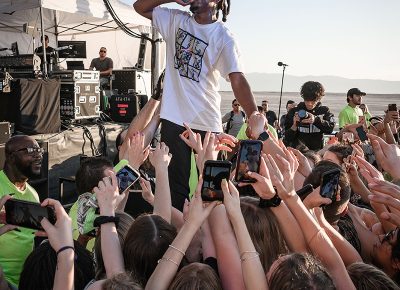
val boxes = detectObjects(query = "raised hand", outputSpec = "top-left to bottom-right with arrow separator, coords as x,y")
354,155 -> 384,184
93,171 -> 124,216
138,177 -> 154,205
119,132 -> 149,170
288,147 -> 312,177
303,186 -> 332,210
149,142 -> 172,170
39,199 -> 73,252
368,180 -> 400,226
180,123 -> 202,152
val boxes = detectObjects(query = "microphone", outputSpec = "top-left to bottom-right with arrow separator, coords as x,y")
278,62 -> 289,67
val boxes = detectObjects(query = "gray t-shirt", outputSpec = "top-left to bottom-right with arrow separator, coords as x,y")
222,111 -> 245,137
89,57 -> 113,72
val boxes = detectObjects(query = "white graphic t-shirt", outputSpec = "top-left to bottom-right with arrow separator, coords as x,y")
153,7 -> 244,132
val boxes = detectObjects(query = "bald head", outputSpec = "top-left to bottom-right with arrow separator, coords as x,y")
5,135 -> 38,157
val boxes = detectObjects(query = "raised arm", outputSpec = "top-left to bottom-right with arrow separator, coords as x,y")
133,0 -> 191,20
229,73 -> 257,118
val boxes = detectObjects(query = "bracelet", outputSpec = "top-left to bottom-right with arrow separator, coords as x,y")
307,228 -> 325,246
56,246 -> 75,256
240,250 -> 259,261
158,257 -> 179,267
169,245 -> 185,256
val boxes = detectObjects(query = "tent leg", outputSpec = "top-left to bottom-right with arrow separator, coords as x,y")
40,6 -> 48,78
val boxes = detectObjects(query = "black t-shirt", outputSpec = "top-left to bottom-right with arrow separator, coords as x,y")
34,46 -> 56,66
265,110 -> 278,126
90,57 -> 113,73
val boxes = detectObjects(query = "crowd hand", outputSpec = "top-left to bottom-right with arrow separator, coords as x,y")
354,155 -> 384,184
247,112 -> 267,139
288,147 -> 312,177
267,150 -> 298,200
221,179 -> 243,222
180,123 -> 202,152
37,199 -> 73,252
119,132 -> 149,170
368,133 -> 400,180
138,177 -> 154,205
351,143 -> 364,159
149,142 -> 172,170
195,132 -> 220,173
186,177 -> 219,229
93,171 -> 124,216
274,143 -> 299,174
238,157 -> 275,200
0,195 -> 18,235
215,132 -> 237,152
368,180 -> 400,227
384,110 -> 399,124
292,112 -> 301,128
303,186 -> 332,210
344,124 -> 363,140
301,112 -> 315,124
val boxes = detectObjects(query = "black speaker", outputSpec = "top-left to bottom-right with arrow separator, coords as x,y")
110,94 -> 139,123
111,70 -> 138,95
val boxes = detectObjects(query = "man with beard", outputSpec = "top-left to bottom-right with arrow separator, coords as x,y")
133,0 -> 258,210
0,135 -> 43,287
338,88 -> 371,129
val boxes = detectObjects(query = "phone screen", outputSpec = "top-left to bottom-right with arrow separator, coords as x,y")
235,140 -> 263,183
356,126 -> 368,142
320,169 -> 341,200
201,161 -> 232,202
5,199 -> 56,230
116,165 -> 140,193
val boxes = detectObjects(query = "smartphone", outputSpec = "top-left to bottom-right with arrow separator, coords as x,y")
358,115 -> 366,124
5,199 -> 56,230
320,169 -> 341,201
201,160 -> 232,202
388,104 -> 398,112
356,126 -> 368,142
116,165 -> 140,193
235,140 -> 263,183
296,184 -> 314,199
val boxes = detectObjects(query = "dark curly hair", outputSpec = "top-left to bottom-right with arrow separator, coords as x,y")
300,81 -> 325,102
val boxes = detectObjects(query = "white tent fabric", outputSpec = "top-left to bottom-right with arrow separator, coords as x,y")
0,0 -> 154,70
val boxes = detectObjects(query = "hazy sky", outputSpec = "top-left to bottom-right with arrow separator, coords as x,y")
124,0 -> 400,81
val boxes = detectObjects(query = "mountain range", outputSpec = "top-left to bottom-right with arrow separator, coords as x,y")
219,73 -> 400,94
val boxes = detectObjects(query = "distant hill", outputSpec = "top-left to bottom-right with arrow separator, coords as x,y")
219,73 -> 400,94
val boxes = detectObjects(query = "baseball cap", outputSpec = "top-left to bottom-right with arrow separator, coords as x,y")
347,88 -> 366,97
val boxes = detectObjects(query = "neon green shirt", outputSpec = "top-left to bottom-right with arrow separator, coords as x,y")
69,159 -> 129,251
236,123 -> 278,140
338,105 -> 371,129
0,170 -> 40,287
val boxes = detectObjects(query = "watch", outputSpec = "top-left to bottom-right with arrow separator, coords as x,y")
93,216 -> 120,227
258,194 -> 282,208
257,131 -> 270,141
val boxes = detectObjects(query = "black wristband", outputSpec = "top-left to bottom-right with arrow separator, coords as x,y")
56,246 -> 75,256
93,216 -> 120,228
257,131 -> 269,141
258,193 -> 282,208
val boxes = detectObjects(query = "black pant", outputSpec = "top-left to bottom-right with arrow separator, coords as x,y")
160,119 -> 206,211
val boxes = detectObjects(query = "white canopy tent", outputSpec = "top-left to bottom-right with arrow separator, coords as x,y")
0,0 -> 157,71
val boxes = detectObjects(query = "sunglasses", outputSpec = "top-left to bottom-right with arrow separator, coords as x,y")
233,104 -> 240,107
99,50 -> 106,53
14,147 -> 44,155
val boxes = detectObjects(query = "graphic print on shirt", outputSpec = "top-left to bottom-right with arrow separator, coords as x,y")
174,28 -> 208,82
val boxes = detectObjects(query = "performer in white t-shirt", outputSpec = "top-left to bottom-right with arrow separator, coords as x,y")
134,0 -> 258,210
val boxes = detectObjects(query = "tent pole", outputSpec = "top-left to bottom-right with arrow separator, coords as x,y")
39,6 -> 48,78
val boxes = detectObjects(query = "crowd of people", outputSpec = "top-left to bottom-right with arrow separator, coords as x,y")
1,0 -> 400,289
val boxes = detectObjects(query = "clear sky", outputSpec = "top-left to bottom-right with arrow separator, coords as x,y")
124,0 -> 400,81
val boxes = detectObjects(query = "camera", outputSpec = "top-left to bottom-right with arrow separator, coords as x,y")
298,109 -> 309,121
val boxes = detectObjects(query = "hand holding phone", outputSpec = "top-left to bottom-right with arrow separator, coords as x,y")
320,169 -> 341,201
235,140 -> 263,183
5,199 -> 56,230
201,160 -> 232,202
356,126 -> 368,142
115,165 -> 140,193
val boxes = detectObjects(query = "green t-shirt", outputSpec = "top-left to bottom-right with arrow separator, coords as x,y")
0,170 -> 40,287
68,159 -> 129,251
338,105 -> 371,129
236,123 -> 278,140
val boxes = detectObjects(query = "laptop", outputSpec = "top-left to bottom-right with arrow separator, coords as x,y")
66,61 -> 85,70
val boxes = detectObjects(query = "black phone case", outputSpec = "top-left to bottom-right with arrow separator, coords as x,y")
320,169 -> 341,200
235,140 -> 263,183
201,160 -> 232,202
5,199 -> 56,230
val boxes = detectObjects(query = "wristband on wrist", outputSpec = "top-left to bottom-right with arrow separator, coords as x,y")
258,189 -> 281,208
56,246 -> 75,257
93,216 -> 120,227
